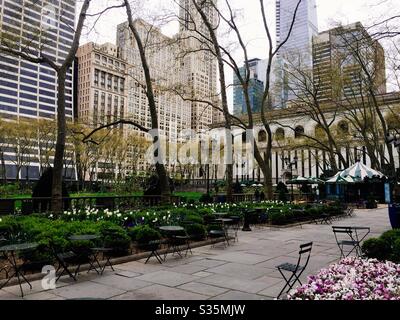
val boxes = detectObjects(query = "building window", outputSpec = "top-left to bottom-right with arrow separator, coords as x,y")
337,121 -> 349,135
114,77 -> 119,92
258,130 -> 267,142
295,126 -> 304,139
275,128 -> 285,140
94,69 -> 99,86
107,75 -> 112,90
100,71 -> 105,88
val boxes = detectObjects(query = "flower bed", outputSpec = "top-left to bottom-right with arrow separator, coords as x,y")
33,201 -> 343,227
288,257 -> 400,300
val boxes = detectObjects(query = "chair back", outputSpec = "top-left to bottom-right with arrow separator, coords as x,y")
332,226 -> 353,243
297,242 -> 313,269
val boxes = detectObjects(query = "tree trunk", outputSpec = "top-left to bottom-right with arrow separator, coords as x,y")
124,3 -> 170,198
0,151 -> 6,183
51,72 -> 67,213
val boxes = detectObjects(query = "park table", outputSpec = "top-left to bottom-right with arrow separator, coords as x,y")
159,226 -> 186,260
68,235 -> 100,275
0,242 -> 39,297
213,212 -> 228,217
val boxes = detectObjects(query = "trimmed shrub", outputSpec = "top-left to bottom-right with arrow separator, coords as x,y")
183,214 -> 204,225
362,238 -> 391,261
131,225 -> 161,244
185,223 -> 206,240
362,229 -> 400,263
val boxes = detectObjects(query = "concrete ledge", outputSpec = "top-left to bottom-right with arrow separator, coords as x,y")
0,238 -> 228,289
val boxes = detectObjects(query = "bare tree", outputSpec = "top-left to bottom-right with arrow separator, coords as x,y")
274,52 -> 348,172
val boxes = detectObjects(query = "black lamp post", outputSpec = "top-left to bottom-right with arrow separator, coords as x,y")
284,156 -> 298,203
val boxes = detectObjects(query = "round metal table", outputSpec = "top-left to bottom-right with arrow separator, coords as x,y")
159,226 -> 186,260
213,212 -> 228,217
159,226 -> 184,232
68,235 -> 99,241
0,242 -> 39,297
68,235 -> 100,274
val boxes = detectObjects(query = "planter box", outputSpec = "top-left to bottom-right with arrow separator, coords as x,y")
388,203 -> 400,229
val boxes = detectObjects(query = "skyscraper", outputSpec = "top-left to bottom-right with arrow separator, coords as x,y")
275,0 -> 318,105
0,0 -> 76,121
233,59 -> 266,115
0,0 -> 76,180
313,22 -> 387,102
179,0 -> 219,130
276,0 -> 318,66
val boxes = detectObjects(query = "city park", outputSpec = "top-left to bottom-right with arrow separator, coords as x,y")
0,143 -> 399,300
0,0 -> 399,303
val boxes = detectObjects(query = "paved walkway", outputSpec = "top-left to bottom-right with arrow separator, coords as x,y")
0,207 -> 391,300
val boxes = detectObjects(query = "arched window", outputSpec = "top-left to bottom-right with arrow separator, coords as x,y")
275,128 -> 285,140
242,131 -> 247,143
295,126 -> 304,138
315,124 -> 325,137
258,130 -> 267,142
337,121 -> 349,135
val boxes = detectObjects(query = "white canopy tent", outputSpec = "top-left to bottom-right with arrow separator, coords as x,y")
327,162 -> 386,183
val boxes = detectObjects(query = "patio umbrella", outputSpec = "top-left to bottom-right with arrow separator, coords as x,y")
309,177 -> 326,184
286,176 -> 312,184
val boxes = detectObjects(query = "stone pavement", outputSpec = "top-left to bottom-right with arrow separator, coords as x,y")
0,207 -> 391,300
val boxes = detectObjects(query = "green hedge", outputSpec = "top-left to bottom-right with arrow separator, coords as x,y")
0,216 -> 131,264
362,229 -> 400,263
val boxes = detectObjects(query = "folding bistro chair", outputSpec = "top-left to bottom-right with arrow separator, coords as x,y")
226,216 -> 241,242
332,226 -> 369,258
276,242 -> 313,299
52,248 -> 79,282
144,240 -> 163,264
173,229 -> 193,257
208,220 -> 229,248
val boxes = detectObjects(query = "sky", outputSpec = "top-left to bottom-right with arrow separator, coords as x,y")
79,0 -> 400,108
82,0 -> 399,57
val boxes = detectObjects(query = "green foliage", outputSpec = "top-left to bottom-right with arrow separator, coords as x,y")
362,238 -> 391,261
0,183 -> 21,197
183,214 -> 204,225
199,193 -> 213,203
130,225 -> 161,244
100,223 -> 131,256
185,223 -> 206,240
362,229 -> 400,263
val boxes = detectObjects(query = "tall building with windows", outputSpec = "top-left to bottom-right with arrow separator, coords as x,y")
233,59 -> 266,115
313,22 -> 387,102
0,0 -> 76,121
275,0 -> 318,106
0,0 -> 76,180
276,0 -> 318,66
76,42 -> 126,128
116,19 -> 192,143
179,0 -> 219,130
